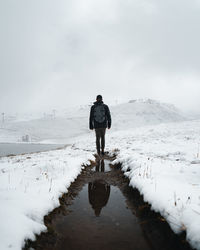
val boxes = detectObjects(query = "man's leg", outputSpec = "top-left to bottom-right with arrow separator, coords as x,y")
95,129 -> 101,155
100,128 -> 106,154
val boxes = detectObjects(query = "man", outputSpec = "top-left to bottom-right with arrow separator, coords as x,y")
89,95 -> 111,156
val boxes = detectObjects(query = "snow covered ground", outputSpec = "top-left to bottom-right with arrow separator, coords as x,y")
0,99 -> 200,249
109,120 -> 200,250
74,119 -> 200,250
0,144 -> 95,250
0,99 -> 185,144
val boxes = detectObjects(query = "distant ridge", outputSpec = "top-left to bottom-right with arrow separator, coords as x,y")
128,98 -> 181,112
111,99 -> 186,130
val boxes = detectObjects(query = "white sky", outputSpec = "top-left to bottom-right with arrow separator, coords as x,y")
0,0 -> 200,113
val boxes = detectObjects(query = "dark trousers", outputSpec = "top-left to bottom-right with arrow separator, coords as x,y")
95,128 -> 106,153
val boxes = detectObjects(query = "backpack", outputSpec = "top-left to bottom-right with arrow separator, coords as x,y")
94,104 -> 106,123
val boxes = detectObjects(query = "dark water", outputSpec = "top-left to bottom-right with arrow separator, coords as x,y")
53,186 -> 149,250
25,158 -> 192,250
0,143 -> 66,157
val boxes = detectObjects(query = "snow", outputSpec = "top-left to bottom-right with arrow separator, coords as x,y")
0,145 -> 95,249
107,120 -> 200,250
74,119 -> 200,249
0,99 -> 200,249
111,98 -> 185,130
0,99 -> 186,144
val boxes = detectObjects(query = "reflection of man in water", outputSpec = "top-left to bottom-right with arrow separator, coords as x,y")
88,181 -> 110,217
95,159 -> 105,172
88,160 -> 110,216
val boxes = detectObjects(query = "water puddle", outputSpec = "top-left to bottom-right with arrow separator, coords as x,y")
90,159 -> 111,172
25,158 -> 192,250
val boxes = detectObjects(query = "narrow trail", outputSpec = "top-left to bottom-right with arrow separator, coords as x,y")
24,155 -> 192,250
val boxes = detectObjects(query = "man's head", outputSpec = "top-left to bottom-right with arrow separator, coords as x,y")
96,95 -> 103,102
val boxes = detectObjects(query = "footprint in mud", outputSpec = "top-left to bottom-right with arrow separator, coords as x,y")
24,156 -> 193,250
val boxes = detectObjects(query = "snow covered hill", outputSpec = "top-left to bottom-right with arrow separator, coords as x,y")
0,99 -> 186,143
111,98 -> 186,130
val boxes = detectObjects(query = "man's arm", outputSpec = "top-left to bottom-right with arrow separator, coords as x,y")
106,105 -> 111,129
89,106 -> 94,130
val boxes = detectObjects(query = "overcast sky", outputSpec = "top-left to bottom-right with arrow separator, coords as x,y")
0,0 -> 200,113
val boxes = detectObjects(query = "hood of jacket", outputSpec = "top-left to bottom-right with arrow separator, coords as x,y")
93,101 -> 104,105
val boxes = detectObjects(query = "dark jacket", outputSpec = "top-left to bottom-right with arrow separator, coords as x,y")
89,101 -> 111,129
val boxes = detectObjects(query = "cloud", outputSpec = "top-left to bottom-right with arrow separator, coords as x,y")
0,0 -> 200,113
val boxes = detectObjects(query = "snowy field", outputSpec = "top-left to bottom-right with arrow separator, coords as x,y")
108,120 -> 200,250
0,99 -> 185,144
0,100 -> 200,249
0,144 -> 95,250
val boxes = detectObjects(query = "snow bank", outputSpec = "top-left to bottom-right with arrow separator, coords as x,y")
0,145 -> 95,250
108,120 -> 200,249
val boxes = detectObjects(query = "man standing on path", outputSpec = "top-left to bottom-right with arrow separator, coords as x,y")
89,95 -> 111,157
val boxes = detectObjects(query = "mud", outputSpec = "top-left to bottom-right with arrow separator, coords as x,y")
24,155 -> 193,250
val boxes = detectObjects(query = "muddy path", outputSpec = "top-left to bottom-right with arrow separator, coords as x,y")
24,155 -> 193,250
